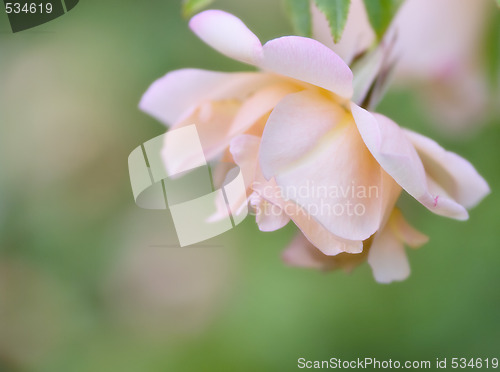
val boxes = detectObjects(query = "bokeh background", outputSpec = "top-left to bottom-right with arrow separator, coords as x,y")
0,1 -> 499,371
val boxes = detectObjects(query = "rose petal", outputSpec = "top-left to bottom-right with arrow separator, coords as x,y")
260,91 -> 384,241
391,209 -> 429,248
368,225 -> 411,284
403,129 -> 490,209
164,100 -> 240,172
229,134 -> 261,189
249,193 -> 290,232
351,103 -> 468,220
259,36 -> 353,99
283,233 -> 368,272
189,10 -> 263,65
140,69 -> 274,126
283,233 -> 333,270
288,204 -> 364,255
252,178 -> 363,255
230,135 -> 291,230
190,11 -> 354,98
228,81 -> 301,138
378,169 -> 403,226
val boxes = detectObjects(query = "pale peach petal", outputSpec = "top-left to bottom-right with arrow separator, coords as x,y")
311,0 -> 374,64
351,104 -> 468,220
289,205 -> 364,255
252,178 -> 363,255
283,233 -> 368,272
207,166 -> 249,223
139,69 -> 274,126
242,114 -> 270,138
169,100 -> 241,167
190,11 -> 354,98
260,91 -> 383,241
378,169 -> 403,227
260,91 -> 345,179
256,209 -> 290,232
249,193 -> 290,232
161,124 -> 207,177
189,10 -> 263,65
368,226 -> 410,284
403,129 -> 490,209
390,209 -> 429,248
282,233 -> 334,270
229,134 -> 260,189
222,166 -> 248,221
229,135 -> 271,225
258,120 -> 400,250
259,36 -> 353,99
260,91 -> 345,180
228,82 -> 302,138
229,136 -> 291,233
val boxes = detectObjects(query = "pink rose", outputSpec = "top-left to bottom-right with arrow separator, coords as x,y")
140,10 -> 489,283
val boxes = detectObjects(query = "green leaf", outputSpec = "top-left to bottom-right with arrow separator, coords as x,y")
182,0 -> 214,19
284,0 -> 312,37
497,0 -> 500,8
362,0 -> 403,40
313,0 -> 351,43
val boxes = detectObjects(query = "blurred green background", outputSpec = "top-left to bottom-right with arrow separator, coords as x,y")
0,1 -> 499,371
